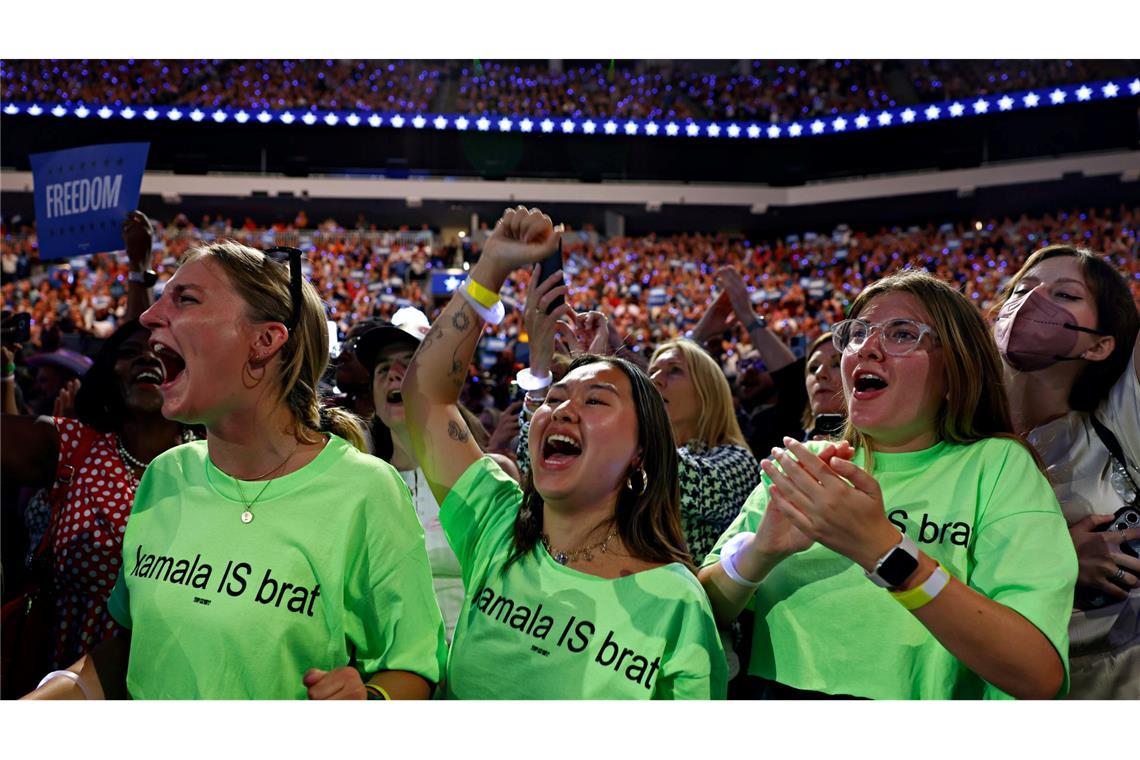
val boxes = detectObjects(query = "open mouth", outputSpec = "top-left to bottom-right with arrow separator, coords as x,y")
151,342 -> 186,390
542,432 -> 582,467
386,389 -> 403,405
132,365 -> 166,387
852,371 -> 888,398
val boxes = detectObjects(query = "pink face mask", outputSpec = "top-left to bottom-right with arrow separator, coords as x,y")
993,286 -> 1105,371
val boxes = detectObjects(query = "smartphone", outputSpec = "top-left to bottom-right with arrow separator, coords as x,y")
1078,505 -> 1140,609
326,320 -> 341,359
2,311 -> 31,344
537,238 -> 565,315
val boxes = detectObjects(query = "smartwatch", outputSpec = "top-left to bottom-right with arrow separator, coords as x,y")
128,269 -> 158,287
864,533 -> 920,589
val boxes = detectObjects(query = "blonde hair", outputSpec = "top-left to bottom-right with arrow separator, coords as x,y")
650,338 -> 747,449
180,241 -> 366,451
841,269 -> 1029,472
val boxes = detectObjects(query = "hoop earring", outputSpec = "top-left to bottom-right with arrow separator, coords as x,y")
625,466 -> 647,496
242,353 -> 267,389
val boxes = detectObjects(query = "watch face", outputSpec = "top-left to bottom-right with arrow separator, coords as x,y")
878,547 -> 920,588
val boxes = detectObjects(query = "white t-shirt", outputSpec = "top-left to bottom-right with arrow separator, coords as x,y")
401,467 -> 464,643
1026,340 -> 1139,666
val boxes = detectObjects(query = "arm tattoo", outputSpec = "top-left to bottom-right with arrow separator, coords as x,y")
451,309 -> 472,331
448,420 -> 470,442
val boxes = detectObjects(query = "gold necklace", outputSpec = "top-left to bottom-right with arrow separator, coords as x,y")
542,528 -> 619,565
233,441 -> 301,524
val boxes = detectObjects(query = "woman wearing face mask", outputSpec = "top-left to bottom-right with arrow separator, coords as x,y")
24,242 -> 445,700
992,245 -> 1140,699
801,331 -> 846,439
403,207 -> 726,699
700,270 -> 1077,699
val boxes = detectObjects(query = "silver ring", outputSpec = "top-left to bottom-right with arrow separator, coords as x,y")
1110,567 -> 1126,584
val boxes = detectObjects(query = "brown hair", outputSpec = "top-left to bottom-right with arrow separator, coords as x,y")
801,331 -> 835,431
507,354 -> 693,572
995,245 -> 1139,412
180,241 -> 366,450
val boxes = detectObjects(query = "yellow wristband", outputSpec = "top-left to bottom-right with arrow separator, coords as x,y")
464,278 -> 500,309
889,562 -> 952,611
364,683 -> 391,700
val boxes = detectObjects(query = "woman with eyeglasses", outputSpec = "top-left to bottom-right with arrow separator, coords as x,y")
24,242 -> 445,700
699,269 -> 1077,699
992,245 -> 1140,699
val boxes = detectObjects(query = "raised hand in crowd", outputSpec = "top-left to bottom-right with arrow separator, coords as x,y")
485,400 -> 522,456
122,210 -> 156,321
522,262 -> 574,382
52,377 -> 80,419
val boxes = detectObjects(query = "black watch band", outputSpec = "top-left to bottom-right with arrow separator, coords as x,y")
128,269 -> 158,287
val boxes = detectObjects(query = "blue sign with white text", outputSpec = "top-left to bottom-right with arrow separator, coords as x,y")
30,142 -> 149,260
431,269 -> 469,297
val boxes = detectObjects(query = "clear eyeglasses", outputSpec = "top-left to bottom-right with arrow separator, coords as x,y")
831,318 -> 937,356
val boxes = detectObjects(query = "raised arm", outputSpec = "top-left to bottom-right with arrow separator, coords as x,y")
715,266 -> 796,373
122,210 -> 155,322
404,207 -> 561,505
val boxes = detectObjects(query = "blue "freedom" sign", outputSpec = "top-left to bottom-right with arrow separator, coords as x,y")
30,142 -> 149,260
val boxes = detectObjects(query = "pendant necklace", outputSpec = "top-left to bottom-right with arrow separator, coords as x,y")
542,528 -> 619,565
233,441 -> 301,524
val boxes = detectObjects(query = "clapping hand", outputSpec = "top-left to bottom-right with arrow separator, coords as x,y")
303,667 -> 367,700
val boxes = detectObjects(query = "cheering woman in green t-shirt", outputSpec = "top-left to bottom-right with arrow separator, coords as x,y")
700,269 -> 1078,699
25,241 -> 446,700
403,206 -> 727,699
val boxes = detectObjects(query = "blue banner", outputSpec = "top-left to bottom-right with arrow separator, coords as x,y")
431,269 -> 468,297
30,142 -> 149,260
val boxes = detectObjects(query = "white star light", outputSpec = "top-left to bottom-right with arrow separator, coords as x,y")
497,117 -> 512,131
346,114 -> 361,127
301,113 -> 317,125
190,108 -> 206,122
665,122 -> 679,136
1130,79 -> 1140,95
433,116 -> 448,129
120,107 -> 135,119
746,124 -> 761,138
924,105 -> 940,120
767,125 -> 781,138
998,96 -> 1013,111
788,123 -> 803,137
368,114 -> 382,127
1023,92 -> 1040,107
686,123 -> 700,137
27,104 -> 43,116
213,110 -> 228,123
583,120 -> 597,134
810,119 -> 825,134
540,118 -> 554,133
75,105 -> 90,118
475,116 -> 491,131
645,122 -> 660,136
143,108 -> 159,120
604,120 -> 618,135
256,111 -> 271,123
901,108 -> 916,123
51,105 -> 67,117
706,123 -> 720,137
3,104 -> 19,115
949,102 -> 965,117
98,106 -> 113,119
444,276 -> 462,293
832,117 -> 847,131
412,115 -> 426,128
234,110 -> 249,124
1102,82 -> 1119,98
878,112 -> 892,126
1049,89 -> 1066,105
973,99 -> 989,114
854,114 -> 870,129
455,116 -> 469,130
390,114 -> 406,128
727,124 -> 740,138
520,118 -> 533,132
169,108 -> 183,121
278,111 -> 293,124
625,121 -> 638,135
1076,86 -> 1092,101
324,113 -> 339,126
562,120 -> 575,133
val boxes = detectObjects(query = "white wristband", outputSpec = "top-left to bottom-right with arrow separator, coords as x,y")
720,531 -> 762,589
459,282 -> 506,325
516,368 -> 552,391
37,669 -> 91,699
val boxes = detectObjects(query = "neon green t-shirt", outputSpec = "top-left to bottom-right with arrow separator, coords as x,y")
703,438 -> 1077,700
108,435 -> 447,699
441,457 -> 727,699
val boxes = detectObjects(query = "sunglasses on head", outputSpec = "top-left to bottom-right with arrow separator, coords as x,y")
263,246 -> 303,333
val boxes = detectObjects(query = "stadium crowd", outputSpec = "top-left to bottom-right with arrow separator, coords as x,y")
4,59 -> 1135,123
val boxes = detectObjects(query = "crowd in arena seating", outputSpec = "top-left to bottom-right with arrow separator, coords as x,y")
4,59 -> 1133,122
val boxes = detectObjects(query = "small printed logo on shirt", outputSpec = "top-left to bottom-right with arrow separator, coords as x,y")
193,597 -> 211,606
530,645 -> 550,657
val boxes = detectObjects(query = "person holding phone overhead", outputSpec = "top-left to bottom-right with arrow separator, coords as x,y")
404,206 -> 726,699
